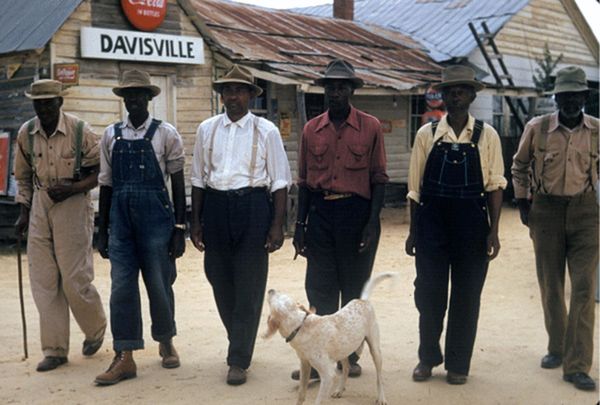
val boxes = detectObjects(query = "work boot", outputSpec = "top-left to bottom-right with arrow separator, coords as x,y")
226,365 -> 247,385
159,340 -> 180,369
94,351 -> 137,386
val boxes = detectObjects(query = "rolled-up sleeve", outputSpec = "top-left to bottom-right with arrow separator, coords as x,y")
98,127 -> 113,187
190,124 -> 206,189
164,125 -> 185,175
511,121 -> 535,199
266,127 -> 292,192
80,123 -> 100,168
484,125 -> 507,192
407,126 -> 430,203
14,123 -> 33,207
370,123 -> 389,184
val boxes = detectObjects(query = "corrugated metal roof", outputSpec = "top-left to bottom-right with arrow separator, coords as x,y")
0,0 -> 83,54
293,0 -> 530,62
184,0 -> 442,91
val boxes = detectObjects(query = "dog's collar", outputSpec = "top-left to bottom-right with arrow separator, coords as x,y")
285,312 -> 309,343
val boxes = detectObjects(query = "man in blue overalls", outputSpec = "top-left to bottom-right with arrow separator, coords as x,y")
94,70 -> 186,385
406,65 -> 506,385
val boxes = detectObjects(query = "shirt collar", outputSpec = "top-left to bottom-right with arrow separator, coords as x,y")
315,105 -> 360,132
122,114 -> 154,130
223,111 -> 253,128
435,113 -> 475,141
552,110 -> 594,132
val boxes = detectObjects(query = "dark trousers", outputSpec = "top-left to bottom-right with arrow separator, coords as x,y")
414,197 -> 489,375
529,192 -> 598,374
202,189 -> 271,369
305,195 -> 378,364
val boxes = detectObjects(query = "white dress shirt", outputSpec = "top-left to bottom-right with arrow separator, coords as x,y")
98,115 -> 185,187
191,112 -> 292,192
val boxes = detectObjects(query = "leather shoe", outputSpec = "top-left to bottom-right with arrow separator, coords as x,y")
226,365 -> 247,385
540,353 -> 562,369
95,351 -> 137,386
291,367 -> 319,381
412,363 -> 432,382
36,356 -> 67,372
563,372 -> 596,391
446,371 -> 468,385
159,340 -> 180,369
82,337 -> 104,356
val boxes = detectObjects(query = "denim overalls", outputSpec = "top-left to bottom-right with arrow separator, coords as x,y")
414,119 -> 491,376
108,119 -> 176,351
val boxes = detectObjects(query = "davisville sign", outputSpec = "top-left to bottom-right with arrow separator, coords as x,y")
81,27 -> 204,65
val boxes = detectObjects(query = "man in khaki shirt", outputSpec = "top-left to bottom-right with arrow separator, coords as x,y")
14,79 -> 106,372
512,66 -> 598,391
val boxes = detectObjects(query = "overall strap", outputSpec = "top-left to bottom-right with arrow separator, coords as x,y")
27,119 -> 36,174
532,114 -> 552,194
248,116 -> 260,188
537,114 -> 551,151
471,119 -> 484,144
144,118 -> 162,141
73,120 -> 84,180
113,122 -> 123,140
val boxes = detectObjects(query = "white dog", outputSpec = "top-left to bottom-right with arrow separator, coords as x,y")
264,272 -> 395,405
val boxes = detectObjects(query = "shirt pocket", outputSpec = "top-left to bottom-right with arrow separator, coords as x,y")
308,144 -> 329,171
345,143 -> 369,170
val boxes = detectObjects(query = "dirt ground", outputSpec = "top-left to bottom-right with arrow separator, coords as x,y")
0,206 -> 598,405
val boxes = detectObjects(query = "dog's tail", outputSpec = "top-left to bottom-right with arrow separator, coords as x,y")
360,272 -> 397,301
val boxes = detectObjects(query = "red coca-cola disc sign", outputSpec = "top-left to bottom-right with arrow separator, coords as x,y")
121,0 -> 167,32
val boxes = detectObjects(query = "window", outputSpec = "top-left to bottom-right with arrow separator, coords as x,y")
410,95 -> 426,147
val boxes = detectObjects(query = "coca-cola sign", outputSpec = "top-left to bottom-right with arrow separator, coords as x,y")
121,0 -> 167,32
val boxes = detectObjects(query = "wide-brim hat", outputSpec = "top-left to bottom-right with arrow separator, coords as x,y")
25,79 -> 68,99
113,69 -> 161,97
546,66 -> 589,95
213,64 -> 263,96
432,65 -> 484,92
314,59 -> 364,89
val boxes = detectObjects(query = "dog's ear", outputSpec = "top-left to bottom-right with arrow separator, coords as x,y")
262,315 -> 280,339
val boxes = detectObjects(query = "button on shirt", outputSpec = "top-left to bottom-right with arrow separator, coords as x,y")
191,112 -> 292,192
512,111 -> 599,198
408,114 -> 507,203
14,111 -> 100,207
98,115 -> 185,187
298,106 -> 388,200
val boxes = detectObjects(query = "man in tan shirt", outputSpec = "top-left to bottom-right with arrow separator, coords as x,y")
512,66 -> 598,391
14,79 -> 106,372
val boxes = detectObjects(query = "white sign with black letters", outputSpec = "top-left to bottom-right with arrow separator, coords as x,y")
81,27 -> 204,65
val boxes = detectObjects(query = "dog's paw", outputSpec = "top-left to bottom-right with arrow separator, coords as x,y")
331,389 -> 345,398
375,399 -> 387,405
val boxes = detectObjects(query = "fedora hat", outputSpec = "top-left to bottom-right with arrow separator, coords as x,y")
213,65 -> 263,96
548,66 -> 589,94
25,79 -> 68,99
113,69 -> 161,97
314,59 -> 364,89
432,65 -> 484,92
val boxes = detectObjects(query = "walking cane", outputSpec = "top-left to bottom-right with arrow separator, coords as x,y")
16,234 -> 28,360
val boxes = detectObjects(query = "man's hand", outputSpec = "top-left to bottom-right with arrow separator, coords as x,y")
359,220 -> 378,253
96,230 -> 109,259
47,183 -> 76,203
14,209 -> 29,238
169,228 -> 186,258
486,231 -> 501,261
405,232 -> 416,256
516,198 -> 531,226
190,222 -> 205,252
265,224 -> 284,253
292,224 -> 306,259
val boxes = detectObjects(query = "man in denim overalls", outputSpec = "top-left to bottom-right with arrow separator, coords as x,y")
406,65 -> 506,384
94,70 -> 186,385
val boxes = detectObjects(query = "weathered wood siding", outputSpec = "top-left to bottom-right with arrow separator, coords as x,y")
51,0 -> 214,191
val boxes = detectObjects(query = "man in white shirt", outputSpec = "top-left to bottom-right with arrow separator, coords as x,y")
190,65 -> 292,385
94,69 -> 186,385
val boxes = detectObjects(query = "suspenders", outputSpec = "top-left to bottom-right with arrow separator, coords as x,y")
27,118 -> 85,182
206,115 -> 261,188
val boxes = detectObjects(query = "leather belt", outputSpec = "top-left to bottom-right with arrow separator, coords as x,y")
322,190 -> 353,201
206,187 -> 267,197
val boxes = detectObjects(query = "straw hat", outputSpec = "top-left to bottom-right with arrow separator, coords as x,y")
432,65 -> 484,92
25,79 -> 68,99
212,65 -> 263,96
314,59 -> 364,89
548,66 -> 589,94
112,69 -> 161,97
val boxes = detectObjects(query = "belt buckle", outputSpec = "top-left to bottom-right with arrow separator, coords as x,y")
323,192 -> 350,201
